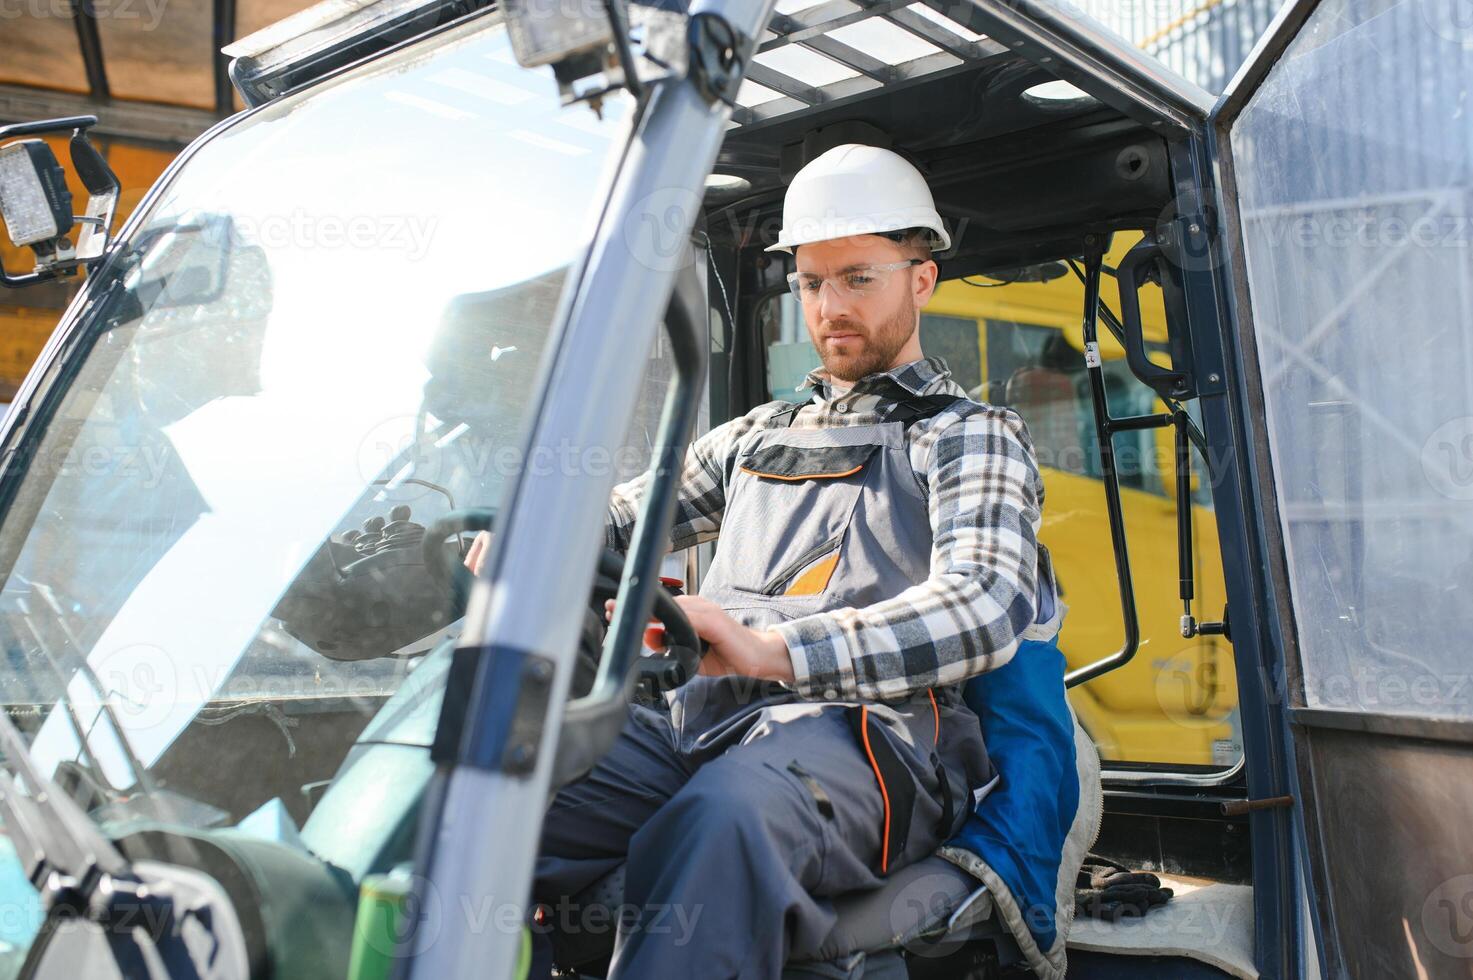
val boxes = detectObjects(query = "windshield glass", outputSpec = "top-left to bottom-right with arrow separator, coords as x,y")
0,13 -> 657,957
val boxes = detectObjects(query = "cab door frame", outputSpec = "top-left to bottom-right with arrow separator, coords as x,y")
1207,0 -> 1473,976
951,3 -> 1314,977
1208,7 -> 1337,973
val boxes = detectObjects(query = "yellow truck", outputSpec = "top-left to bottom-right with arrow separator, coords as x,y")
925,237 -> 1239,766
763,232 -> 1239,767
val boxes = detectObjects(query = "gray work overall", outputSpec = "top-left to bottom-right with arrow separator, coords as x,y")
534,394 -> 995,979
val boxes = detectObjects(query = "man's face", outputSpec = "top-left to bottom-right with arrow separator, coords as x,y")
794,235 -> 937,382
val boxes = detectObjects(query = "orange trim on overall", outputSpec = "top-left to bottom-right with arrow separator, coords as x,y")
858,706 -> 894,874
784,552 -> 840,596
738,463 -> 865,481
927,689 -> 940,746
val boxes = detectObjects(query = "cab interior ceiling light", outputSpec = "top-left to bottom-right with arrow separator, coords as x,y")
704,173 -> 750,190
0,140 -> 74,249
1021,78 -> 1096,107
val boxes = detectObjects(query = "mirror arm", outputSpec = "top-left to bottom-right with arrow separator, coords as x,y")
0,116 -> 97,141
0,267 -> 60,290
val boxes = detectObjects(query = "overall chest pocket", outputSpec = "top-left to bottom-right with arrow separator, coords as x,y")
739,443 -> 880,482
726,441 -> 883,597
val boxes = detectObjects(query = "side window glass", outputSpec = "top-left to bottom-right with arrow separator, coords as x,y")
759,237 -> 1241,769
1232,0 -> 1473,721
762,296 -> 818,403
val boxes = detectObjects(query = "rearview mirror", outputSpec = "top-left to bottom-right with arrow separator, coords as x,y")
130,212 -> 236,310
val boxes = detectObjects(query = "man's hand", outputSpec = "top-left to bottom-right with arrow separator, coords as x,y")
463,531 -> 492,576
605,594 -> 794,683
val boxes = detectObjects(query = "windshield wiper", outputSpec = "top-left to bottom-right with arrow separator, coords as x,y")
7,578 -> 156,805
0,709 -> 220,979
0,703 -> 134,911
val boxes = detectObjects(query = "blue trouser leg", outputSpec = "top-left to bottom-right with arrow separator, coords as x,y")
534,690 -> 988,979
613,705 -> 890,978
535,704 -> 691,904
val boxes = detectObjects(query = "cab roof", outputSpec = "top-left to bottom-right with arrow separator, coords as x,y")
711,4 -> 1192,277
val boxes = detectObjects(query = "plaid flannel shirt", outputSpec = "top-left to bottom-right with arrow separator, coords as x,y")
605,356 -> 1047,702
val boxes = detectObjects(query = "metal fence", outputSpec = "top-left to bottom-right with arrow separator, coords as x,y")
1073,0 -> 1284,93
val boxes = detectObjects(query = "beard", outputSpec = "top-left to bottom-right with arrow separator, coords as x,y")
811,290 -> 918,382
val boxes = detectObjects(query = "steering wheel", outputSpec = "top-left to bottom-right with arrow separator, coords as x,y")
422,508 -> 705,691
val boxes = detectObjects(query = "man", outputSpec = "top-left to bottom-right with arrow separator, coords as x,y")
479,143 -> 1052,978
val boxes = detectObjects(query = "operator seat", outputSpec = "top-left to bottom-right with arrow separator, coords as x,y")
555,855 -> 1024,978
549,568 -> 1088,980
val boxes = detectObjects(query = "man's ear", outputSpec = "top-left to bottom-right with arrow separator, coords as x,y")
913,258 -> 939,308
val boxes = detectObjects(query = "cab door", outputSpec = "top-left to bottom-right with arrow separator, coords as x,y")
1213,1 -> 1473,976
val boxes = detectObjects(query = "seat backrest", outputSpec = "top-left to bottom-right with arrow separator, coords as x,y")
952,628 -> 1099,980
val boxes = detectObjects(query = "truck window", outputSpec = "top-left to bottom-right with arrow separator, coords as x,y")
1232,0 -> 1473,721
0,18 -> 643,837
759,236 -> 1241,769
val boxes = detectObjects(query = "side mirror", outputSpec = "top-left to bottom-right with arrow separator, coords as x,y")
0,115 -> 120,289
130,213 -> 236,310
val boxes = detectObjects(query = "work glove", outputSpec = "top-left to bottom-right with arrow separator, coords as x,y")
1074,856 -> 1173,921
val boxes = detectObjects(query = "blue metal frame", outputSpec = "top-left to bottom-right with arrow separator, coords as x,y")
1167,132 -> 1301,980
898,5 -> 1313,971
403,0 -> 776,972
0,2 -> 1338,975
1206,0 -> 1345,974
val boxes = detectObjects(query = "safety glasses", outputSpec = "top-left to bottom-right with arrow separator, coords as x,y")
786,259 -> 923,303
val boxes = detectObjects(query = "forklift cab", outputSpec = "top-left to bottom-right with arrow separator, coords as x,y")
0,0 -> 1471,978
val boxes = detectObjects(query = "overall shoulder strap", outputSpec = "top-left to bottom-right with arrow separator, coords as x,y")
879,393 -> 970,429
768,394 -> 815,428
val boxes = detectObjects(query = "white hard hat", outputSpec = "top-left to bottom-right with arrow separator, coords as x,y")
766,143 -> 951,254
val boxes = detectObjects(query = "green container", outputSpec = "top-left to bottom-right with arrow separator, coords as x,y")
348,872 -> 411,980
348,870 -> 531,979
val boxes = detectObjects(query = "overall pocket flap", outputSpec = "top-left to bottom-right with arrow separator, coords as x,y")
739,442 -> 880,481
